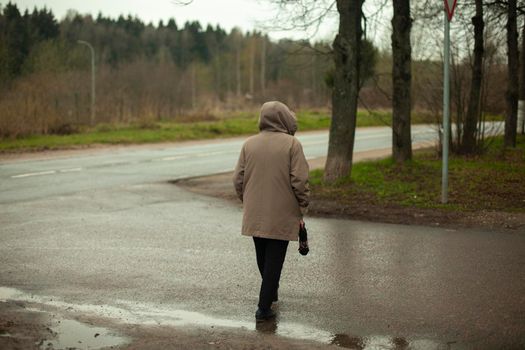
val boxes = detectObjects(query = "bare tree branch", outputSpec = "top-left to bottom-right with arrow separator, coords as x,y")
256,0 -> 337,40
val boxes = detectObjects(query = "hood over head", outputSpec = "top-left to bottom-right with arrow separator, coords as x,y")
258,101 -> 297,135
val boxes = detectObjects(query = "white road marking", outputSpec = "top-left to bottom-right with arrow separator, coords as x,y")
11,168 -> 83,179
11,170 -> 56,178
160,155 -> 187,161
59,167 -> 82,173
157,150 -> 236,161
195,151 -> 236,157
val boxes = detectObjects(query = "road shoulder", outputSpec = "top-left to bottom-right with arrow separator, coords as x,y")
176,148 -> 525,232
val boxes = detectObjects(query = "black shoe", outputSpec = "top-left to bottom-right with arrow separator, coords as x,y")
273,291 -> 278,303
255,308 -> 276,321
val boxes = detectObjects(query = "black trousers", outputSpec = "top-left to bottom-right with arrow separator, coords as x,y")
253,237 -> 289,310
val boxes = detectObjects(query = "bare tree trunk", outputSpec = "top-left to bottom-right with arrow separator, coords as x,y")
311,54 -> 317,106
391,0 -> 412,162
191,64 -> 196,110
215,57 -> 222,102
451,48 -> 465,152
249,36 -> 255,96
462,0 -> 484,154
236,41 -> 242,98
226,58 -> 232,98
260,36 -> 266,96
505,0 -> 519,147
324,0 -> 363,182
519,21 -> 525,135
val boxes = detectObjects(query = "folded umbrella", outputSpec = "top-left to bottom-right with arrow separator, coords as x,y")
298,224 -> 309,256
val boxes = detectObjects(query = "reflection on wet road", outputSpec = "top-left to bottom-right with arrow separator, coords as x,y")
42,319 -> 129,350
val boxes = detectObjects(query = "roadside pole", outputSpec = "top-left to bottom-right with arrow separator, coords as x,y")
442,0 -> 457,204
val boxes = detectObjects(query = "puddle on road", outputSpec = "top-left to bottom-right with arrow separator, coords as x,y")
1,286 -> 446,349
0,329 -> 12,337
1,287 -> 129,350
329,333 -> 444,349
40,319 -> 128,350
1,286 -> 329,343
0,286 -> 24,301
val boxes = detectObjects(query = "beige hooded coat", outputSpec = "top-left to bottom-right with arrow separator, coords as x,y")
233,101 -> 310,241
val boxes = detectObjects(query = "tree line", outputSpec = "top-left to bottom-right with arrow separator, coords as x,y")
0,2 -> 335,136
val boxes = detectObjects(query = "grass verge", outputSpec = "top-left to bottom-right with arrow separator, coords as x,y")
310,135 -> 525,213
0,109 -> 451,153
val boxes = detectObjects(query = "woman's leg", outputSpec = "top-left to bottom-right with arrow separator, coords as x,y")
258,238 -> 289,310
253,237 -> 266,277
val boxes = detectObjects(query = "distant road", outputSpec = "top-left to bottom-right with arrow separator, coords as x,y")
0,122 -> 504,204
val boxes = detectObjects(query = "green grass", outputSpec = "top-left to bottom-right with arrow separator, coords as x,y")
0,109 -> 499,152
310,135 -> 525,212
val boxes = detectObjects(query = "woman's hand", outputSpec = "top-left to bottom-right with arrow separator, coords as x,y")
299,219 -> 305,228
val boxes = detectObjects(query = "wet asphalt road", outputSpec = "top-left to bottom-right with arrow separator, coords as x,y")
0,125 -> 438,204
1,124 -> 524,349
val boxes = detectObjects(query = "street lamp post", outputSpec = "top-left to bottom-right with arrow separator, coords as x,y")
77,40 -> 96,126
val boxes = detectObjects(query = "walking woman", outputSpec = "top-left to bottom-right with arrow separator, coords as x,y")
233,101 -> 310,321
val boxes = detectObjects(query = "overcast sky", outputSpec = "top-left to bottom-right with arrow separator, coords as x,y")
13,0 -> 337,40
13,0 -> 390,44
